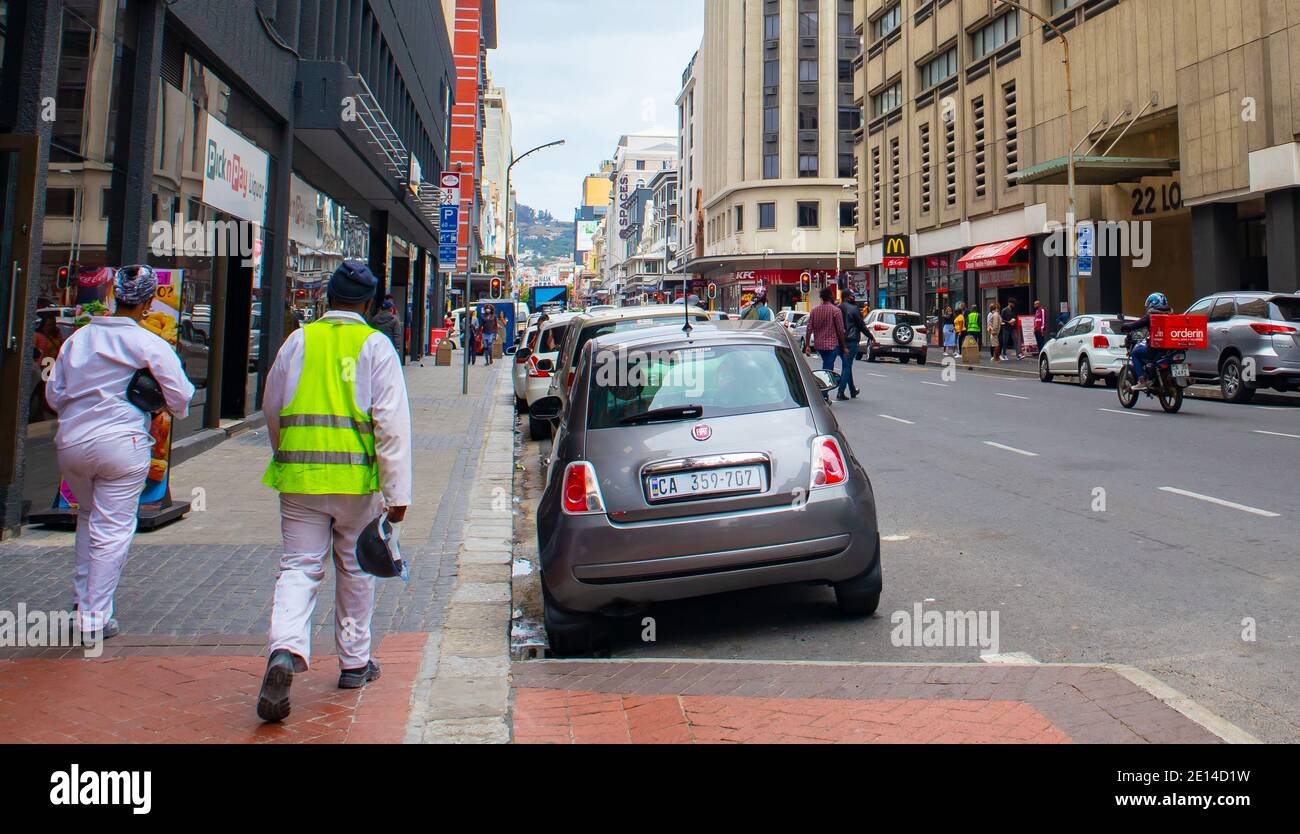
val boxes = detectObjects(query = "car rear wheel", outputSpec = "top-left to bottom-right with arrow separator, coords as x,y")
1078,356 -> 1095,387
1039,355 -> 1053,383
542,583 -> 606,658
1219,356 -> 1256,404
915,354 -> 927,366
834,570 -> 881,617
528,412 -> 551,441
898,355 -> 911,365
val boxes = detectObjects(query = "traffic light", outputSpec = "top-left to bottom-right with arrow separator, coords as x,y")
489,277 -> 502,299
56,266 -> 70,289
798,271 -> 812,295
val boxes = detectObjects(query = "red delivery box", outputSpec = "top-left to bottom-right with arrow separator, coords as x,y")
1148,314 -> 1209,349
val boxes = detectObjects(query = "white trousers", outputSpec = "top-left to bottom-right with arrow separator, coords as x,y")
58,434 -> 151,633
268,492 -> 382,670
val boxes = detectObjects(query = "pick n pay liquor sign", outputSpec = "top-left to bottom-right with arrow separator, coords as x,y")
202,114 -> 269,225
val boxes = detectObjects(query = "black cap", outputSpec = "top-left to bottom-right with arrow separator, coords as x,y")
329,261 -> 378,303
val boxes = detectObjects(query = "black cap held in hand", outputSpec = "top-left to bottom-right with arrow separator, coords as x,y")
329,260 -> 379,303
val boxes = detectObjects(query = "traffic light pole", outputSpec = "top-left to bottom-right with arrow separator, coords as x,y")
462,268 -> 470,395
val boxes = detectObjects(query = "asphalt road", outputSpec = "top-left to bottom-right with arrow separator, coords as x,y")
595,357 -> 1300,743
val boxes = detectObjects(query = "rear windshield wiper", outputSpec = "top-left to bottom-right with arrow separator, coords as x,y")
619,404 -> 704,425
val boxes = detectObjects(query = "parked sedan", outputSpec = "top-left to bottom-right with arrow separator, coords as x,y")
1183,291 -> 1300,402
1038,314 -> 1130,387
530,320 -> 883,656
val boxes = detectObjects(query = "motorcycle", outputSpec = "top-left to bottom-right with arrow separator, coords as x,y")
1116,334 -> 1191,413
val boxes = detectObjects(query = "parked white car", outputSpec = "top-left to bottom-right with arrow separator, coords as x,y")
862,309 -> 928,364
1038,314 -> 1131,387
519,312 -> 579,439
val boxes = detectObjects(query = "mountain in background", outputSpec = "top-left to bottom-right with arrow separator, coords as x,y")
516,204 -> 574,264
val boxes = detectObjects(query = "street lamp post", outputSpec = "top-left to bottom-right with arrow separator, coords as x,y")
995,0 -> 1078,318
838,183 -> 856,296
503,139 -> 566,302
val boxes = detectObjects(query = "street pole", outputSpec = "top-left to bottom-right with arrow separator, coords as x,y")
997,0 -> 1077,317
504,138 -> 566,306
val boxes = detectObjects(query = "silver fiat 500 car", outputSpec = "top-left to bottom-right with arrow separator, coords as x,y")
531,319 -> 882,656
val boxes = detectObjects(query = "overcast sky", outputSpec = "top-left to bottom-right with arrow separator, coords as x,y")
491,0 -> 703,220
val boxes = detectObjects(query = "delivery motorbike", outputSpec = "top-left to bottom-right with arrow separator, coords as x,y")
1116,333 -> 1191,413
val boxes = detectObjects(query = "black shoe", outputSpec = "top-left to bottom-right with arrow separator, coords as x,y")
257,649 -> 297,723
836,393 -> 850,401
338,659 -> 382,690
850,388 -> 861,399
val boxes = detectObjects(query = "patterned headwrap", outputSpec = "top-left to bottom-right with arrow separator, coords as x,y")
114,265 -> 158,306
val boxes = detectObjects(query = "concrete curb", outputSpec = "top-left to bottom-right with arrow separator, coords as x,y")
406,367 -> 516,744
171,411 -> 268,465
522,656 -> 1260,744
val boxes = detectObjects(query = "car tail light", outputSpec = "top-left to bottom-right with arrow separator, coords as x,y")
1093,335 -> 1111,349
915,326 -> 927,334
561,462 -> 605,515
810,435 -> 848,490
1250,323 -> 1298,335
566,369 -> 576,389
873,324 -> 889,332
526,355 -> 551,378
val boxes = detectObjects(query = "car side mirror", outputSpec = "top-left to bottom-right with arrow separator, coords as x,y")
515,347 -> 532,361
530,395 -> 563,422
812,369 -> 839,392
534,358 -> 555,373
505,345 -> 518,356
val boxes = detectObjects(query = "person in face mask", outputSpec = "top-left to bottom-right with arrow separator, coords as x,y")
45,265 -> 195,640
257,260 -> 413,723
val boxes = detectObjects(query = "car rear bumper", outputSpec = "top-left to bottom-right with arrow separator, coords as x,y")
863,340 -> 926,358
540,481 -> 879,614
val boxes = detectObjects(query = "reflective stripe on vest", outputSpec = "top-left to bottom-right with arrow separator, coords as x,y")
262,319 -> 381,495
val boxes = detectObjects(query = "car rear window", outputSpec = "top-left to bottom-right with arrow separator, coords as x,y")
1099,318 -> 1126,333
538,323 -> 569,353
1269,298 -> 1300,322
587,344 -> 809,430
893,312 -> 924,326
569,314 -> 709,373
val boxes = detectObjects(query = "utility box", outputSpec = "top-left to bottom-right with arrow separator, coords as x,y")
492,338 -> 503,359
961,339 -> 980,364
436,339 -> 452,366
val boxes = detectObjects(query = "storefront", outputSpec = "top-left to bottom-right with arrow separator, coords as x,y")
958,237 -> 1033,347
874,266 -> 909,311
921,253 -> 964,344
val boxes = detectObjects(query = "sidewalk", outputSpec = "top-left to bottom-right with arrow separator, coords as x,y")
0,349 -> 514,744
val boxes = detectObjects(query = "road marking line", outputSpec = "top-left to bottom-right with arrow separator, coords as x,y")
920,381 -> 948,387
865,373 -> 888,378
995,393 -> 1030,400
1254,430 -> 1300,440
881,534 -> 911,542
983,441 -> 1039,457
980,652 -> 1040,665
1099,407 -> 1150,418
878,414 -> 916,425
1158,487 -> 1280,518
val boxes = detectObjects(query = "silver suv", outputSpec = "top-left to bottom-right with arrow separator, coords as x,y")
1184,292 -> 1300,403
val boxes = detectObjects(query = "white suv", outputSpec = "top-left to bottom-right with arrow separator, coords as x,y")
862,309 -> 928,365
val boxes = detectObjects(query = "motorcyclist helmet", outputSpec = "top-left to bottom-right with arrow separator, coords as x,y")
1144,292 -> 1170,312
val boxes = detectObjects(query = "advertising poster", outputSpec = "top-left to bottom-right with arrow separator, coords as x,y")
51,268 -> 185,513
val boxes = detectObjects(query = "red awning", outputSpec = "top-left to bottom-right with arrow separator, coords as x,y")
957,237 -> 1030,271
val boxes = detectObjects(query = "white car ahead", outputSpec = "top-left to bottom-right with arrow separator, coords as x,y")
1038,314 -> 1131,387
862,309 -> 928,365
518,312 -> 579,439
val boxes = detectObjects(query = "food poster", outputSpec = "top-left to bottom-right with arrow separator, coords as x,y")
52,268 -> 185,511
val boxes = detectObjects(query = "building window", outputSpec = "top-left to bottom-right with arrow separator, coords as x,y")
945,116 -> 958,207
889,137 -> 901,224
797,201 -> 819,228
920,123 -> 932,215
799,153 -> 819,178
872,4 -> 901,42
46,187 -> 76,216
973,96 -> 988,200
919,47 -> 958,91
764,106 -> 779,134
799,11 -> 818,37
1050,0 -> 1080,13
871,146 -> 882,227
735,205 -> 744,232
763,153 -> 779,179
972,12 -> 1020,61
839,153 -> 854,179
872,82 -> 902,118
764,60 -> 780,87
1003,80 -> 1019,187
799,105 -> 818,131
758,202 -> 776,230
838,106 -> 862,132
636,159 -> 646,170
764,13 -> 780,41
799,59 -> 819,82
839,201 -> 856,228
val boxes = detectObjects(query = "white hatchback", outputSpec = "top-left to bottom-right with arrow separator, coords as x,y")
1038,314 -> 1131,387
519,312 -> 579,439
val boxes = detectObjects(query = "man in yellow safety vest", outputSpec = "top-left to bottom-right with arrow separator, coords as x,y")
256,260 -> 412,723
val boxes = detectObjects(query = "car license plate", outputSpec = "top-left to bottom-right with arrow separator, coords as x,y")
1172,363 -> 1190,379
645,465 -> 764,502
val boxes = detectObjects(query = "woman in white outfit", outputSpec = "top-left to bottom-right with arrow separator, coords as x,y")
45,265 -> 195,638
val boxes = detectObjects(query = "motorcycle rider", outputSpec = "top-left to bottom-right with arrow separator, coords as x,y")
1120,292 -> 1172,391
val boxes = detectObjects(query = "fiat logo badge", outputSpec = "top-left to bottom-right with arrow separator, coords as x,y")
692,424 -> 712,441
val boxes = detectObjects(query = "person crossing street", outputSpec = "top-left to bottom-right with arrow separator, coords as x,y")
804,286 -> 848,402
837,290 -> 866,400
257,261 -> 413,723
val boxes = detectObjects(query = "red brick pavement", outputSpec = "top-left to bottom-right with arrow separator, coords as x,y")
511,661 -> 1229,744
0,633 -> 426,744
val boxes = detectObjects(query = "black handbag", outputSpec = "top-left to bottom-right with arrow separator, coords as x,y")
126,368 -> 166,414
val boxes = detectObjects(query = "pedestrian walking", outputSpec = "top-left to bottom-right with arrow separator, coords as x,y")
965,304 -> 981,352
941,305 -> 961,358
469,314 -> 483,365
257,260 -> 413,723
45,265 -> 196,639
804,286 -> 848,402
479,303 -> 498,365
1033,300 -> 1047,350
953,302 -> 967,350
1000,298 -> 1018,360
372,298 -> 402,358
837,290 -> 866,400
986,303 -> 1003,361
